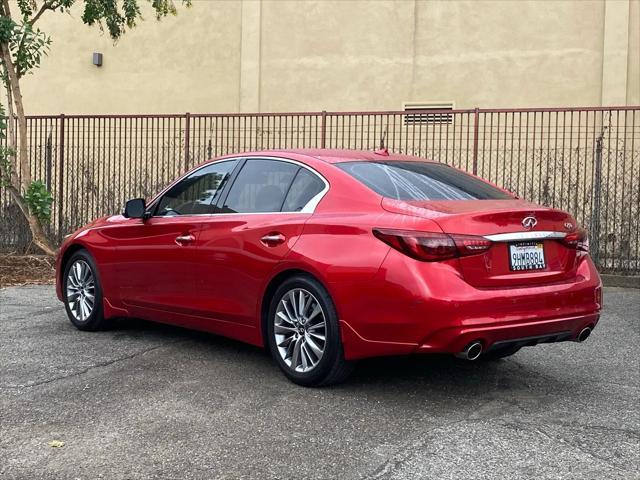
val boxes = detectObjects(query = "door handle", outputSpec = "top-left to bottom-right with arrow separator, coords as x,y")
175,233 -> 195,246
261,232 -> 286,247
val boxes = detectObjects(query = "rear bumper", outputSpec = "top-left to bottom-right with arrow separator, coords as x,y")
414,312 -> 599,354
341,312 -> 599,360
336,250 -> 602,360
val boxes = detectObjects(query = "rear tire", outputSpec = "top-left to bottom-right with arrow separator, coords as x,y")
62,249 -> 108,331
482,344 -> 521,361
266,275 -> 354,387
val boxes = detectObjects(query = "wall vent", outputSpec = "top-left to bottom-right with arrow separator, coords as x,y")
403,102 -> 455,124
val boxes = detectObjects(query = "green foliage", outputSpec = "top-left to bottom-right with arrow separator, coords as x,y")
12,22 -> 52,76
0,14 -> 51,79
150,0 -> 179,19
82,0 -> 140,39
82,0 -> 191,40
24,179 -> 53,221
0,103 -> 13,188
0,146 -> 15,187
0,102 -> 6,137
0,15 -> 16,43
16,0 -> 36,19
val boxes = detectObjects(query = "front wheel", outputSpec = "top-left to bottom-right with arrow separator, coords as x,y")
63,249 -> 108,331
266,275 -> 354,387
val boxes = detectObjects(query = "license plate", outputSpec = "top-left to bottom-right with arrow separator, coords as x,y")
509,242 -> 546,271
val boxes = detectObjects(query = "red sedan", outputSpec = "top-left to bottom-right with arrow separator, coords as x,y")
56,149 -> 602,386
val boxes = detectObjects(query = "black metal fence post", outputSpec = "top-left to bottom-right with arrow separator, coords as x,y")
591,130 -> 604,268
184,112 -> 191,170
472,107 -> 479,175
320,110 -> 327,149
57,114 -> 65,242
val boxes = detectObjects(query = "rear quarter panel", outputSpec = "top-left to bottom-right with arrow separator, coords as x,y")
278,205 -> 446,358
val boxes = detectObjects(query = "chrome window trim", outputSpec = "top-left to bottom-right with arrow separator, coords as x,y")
148,155 -> 329,217
148,211 -> 314,218
483,231 -> 567,242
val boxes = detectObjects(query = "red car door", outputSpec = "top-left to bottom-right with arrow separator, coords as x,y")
192,158 -> 328,333
113,159 -> 239,319
112,216 -> 202,317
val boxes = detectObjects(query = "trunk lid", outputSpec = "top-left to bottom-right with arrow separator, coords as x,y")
382,198 -> 580,287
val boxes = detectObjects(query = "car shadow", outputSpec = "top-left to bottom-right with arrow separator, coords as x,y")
107,316 -> 570,403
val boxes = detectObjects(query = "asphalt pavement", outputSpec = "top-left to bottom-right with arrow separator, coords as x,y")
1,285 -> 638,479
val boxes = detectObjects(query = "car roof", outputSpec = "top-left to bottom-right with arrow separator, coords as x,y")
229,149 -> 435,164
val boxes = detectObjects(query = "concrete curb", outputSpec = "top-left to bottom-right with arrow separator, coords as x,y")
601,274 -> 640,289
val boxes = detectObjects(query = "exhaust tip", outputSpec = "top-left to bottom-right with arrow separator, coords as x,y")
577,327 -> 592,343
456,341 -> 483,361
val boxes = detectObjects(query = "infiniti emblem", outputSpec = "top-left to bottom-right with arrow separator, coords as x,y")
522,216 -> 537,230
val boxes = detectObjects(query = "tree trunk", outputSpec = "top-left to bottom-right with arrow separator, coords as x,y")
5,184 -> 57,256
1,30 -> 56,256
1,57 -> 30,187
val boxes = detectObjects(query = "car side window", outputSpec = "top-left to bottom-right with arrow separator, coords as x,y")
155,160 -> 237,216
282,168 -> 325,212
222,159 -> 298,213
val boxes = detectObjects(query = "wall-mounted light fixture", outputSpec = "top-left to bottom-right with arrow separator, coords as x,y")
92,52 -> 103,67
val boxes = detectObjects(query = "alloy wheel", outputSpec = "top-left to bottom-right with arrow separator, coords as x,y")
66,259 -> 96,322
274,288 -> 327,373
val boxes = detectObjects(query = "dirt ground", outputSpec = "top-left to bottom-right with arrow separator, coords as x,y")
0,254 -> 56,288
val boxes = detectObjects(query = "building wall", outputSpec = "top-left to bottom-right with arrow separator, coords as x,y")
628,0 -> 640,104
13,0 -> 640,114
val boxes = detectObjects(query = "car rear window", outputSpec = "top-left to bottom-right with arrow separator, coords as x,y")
336,161 -> 512,201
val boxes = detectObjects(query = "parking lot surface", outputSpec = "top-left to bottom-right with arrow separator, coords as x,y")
1,285 -> 639,479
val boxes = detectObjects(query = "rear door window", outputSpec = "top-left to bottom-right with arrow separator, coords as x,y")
222,159 -> 299,213
282,168 -> 326,212
336,161 -> 512,201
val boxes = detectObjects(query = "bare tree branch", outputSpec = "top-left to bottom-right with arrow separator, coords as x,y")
29,1 -> 59,27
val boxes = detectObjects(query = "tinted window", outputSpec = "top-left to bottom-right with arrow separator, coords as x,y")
223,159 -> 298,213
282,168 -> 325,212
155,160 -> 237,216
337,161 -> 512,201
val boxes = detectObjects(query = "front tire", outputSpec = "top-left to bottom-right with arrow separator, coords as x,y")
266,275 -> 354,387
62,249 -> 108,331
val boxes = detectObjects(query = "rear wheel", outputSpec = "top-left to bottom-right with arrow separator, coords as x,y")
63,250 -> 108,331
267,275 -> 354,387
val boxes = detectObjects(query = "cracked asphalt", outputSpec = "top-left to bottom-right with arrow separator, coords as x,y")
0,285 -> 639,480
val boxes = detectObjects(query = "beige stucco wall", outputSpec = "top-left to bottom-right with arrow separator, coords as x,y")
10,0 -> 640,114
628,0 -> 640,105
17,1 -> 244,114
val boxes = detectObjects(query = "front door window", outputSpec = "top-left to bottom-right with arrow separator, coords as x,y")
155,160 -> 238,216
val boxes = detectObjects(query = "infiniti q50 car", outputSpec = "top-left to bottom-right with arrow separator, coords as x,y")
56,149 -> 602,386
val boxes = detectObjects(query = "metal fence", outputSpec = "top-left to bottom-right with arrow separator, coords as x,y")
1,106 -> 638,276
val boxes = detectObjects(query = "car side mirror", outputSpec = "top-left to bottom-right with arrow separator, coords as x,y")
123,198 -> 148,219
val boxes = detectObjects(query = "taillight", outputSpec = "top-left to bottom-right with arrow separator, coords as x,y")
453,235 -> 493,256
373,229 -> 491,262
562,228 -> 589,252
